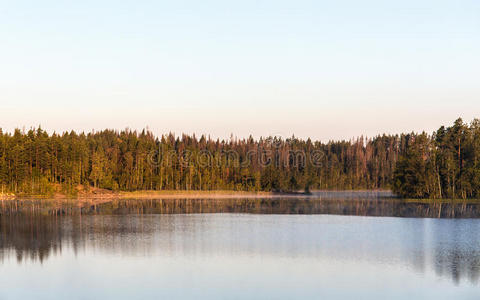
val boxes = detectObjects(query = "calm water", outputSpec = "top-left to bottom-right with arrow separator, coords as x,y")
1,194 -> 480,299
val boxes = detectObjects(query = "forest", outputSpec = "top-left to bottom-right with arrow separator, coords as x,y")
393,118 -> 480,199
0,118 -> 478,199
0,127 -> 405,196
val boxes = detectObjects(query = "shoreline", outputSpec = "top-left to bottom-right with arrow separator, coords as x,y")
118,190 -> 281,200
1,190 -> 311,202
1,189 -> 395,201
3,190 -> 480,212
0,190 -> 313,208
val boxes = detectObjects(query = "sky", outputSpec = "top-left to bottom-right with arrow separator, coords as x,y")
1,0 -> 479,141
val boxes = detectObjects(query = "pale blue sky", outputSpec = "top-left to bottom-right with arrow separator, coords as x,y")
1,0 -> 479,141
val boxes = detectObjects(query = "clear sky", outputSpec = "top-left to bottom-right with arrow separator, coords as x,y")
1,0 -> 479,141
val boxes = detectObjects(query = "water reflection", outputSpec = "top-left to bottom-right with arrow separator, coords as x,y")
2,193 -> 480,298
2,213 -> 480,287
430,220 -> 480,284
2,191 -> 480,218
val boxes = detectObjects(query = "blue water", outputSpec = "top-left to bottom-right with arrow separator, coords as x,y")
1,214 -> 479,299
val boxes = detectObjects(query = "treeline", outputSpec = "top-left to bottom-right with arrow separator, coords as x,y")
393,118 -> 480,199
3,119 -> 478,198
0,127 -> 408,195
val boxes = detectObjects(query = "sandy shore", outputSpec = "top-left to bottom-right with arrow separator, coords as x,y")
117,190 -> 312,199
1,190 -> 314,208
1,190 -> 397,208
2,189 -> 311,202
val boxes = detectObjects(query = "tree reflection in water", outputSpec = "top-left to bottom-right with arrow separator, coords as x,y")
2,193 -> 480,286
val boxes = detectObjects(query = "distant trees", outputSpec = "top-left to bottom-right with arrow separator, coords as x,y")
393,118 -> 480,199
0,127 -> 409,195
393,134 -> 431,198
10,119 -> 480,199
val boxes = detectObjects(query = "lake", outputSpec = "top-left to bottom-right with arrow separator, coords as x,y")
1,192 -> 480,299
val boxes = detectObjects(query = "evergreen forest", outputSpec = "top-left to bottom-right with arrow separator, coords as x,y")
1,118 -> 478,199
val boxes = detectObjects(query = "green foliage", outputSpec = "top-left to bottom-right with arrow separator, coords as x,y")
0,128 -> 405,195
393,118 -> 480,199
393,134 -> 429,198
